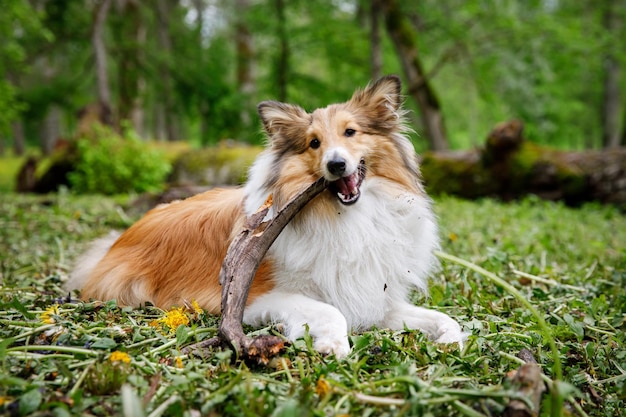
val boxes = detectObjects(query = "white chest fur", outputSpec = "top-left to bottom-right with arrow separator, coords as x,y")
265,178 -> 439,330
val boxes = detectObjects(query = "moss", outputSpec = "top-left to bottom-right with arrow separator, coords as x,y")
150,141 -> 192,163
423,140 -> 594,202
421,150 -> 493,198
0,154 -> 26,192
171,144 -> 262,186
510,141 -> 544,172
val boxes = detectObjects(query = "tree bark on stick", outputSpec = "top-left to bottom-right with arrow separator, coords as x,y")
217,177 -> 328,363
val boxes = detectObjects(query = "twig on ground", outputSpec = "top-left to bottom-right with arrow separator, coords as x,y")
503,349 -> 546,417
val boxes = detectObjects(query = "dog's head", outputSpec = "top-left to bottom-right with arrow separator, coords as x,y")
258,75 -> 420,206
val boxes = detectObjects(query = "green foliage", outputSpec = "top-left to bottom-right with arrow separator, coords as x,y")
411,0 -> 626,149
0,153 -> 27,192
0,0 -> 52,135
4,0 -> 624,150
68,127 -> 171,195
0,82 -> 23,137
0,193 -> 624,416
83,360 -> 131,396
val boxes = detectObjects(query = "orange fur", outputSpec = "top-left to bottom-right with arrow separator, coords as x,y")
79,188 -> 275,312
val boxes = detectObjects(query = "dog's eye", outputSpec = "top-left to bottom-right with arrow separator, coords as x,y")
310,138 -> 321,149
344,128 -> 356,137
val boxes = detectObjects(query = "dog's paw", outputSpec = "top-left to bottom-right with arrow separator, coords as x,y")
434,321 -> 469,348
314,336 -> 351,359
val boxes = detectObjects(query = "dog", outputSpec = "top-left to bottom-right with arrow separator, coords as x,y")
66,75 -> 466,357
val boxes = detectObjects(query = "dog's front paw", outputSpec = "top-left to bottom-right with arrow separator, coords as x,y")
434,321 -> 469,348
314,336 -> 351,358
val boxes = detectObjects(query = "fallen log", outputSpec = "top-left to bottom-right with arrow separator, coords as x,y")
216,177 -> 328,364
420,120 -> 626,208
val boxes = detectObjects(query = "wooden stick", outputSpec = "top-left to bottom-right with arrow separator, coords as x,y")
217,177 -> 327,364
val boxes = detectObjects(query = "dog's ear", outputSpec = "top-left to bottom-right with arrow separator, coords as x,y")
348,75 -> 402,118
258,101 -> 310,138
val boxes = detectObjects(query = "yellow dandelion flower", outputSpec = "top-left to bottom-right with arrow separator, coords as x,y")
183,299 -> 204,318
191,300 -> 203,315
109,351 -> 131,364
315,377 -> 331,397
40,305 -> 60,324
175,356 -> 184,369
158,307 -> 189,333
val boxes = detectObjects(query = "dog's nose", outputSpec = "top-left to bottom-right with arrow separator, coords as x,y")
327,158 -> 346,176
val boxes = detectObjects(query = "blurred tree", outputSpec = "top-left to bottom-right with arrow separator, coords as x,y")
155,0 -> 178,141
407,0 -> 626,149
2,0 -> 624,154
601,0 -> 623,148
383,0 -> 450,150
235,0 -> 255,129
92,0 -> 113,127
0,0 -> 50,155
274,0 -> 289,102
369,0 -> 383,80
110,0 -> 146,135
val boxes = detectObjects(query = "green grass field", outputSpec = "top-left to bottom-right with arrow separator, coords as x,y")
0,192 -> 624,416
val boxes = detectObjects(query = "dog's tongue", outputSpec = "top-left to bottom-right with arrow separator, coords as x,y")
335,173 -> 359,196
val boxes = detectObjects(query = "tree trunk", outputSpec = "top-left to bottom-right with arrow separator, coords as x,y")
40,105 -> 62,156
370,0 -> 383,80
115,0 -> 145,136
154,103 -> 166,142
235,0 -> 255,128
156,0 -> 178,141
92,0 -> 113,127
601,0 -> 622,148
275,0 -> 289,102
192,0 -> 209,144
622,106 -> 626,146
12,120 -> 25,156
381,0 -> 449,151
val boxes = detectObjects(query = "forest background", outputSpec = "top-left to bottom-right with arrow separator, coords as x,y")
1,2 -> 625,415
1,0 -> 626,159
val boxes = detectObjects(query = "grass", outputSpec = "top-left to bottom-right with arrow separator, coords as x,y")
0,191 -> 624,417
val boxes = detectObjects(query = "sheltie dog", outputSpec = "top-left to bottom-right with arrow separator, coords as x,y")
66,75 -> 466,357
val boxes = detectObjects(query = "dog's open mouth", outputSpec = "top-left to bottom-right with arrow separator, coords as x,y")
329,160 -> 365,205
